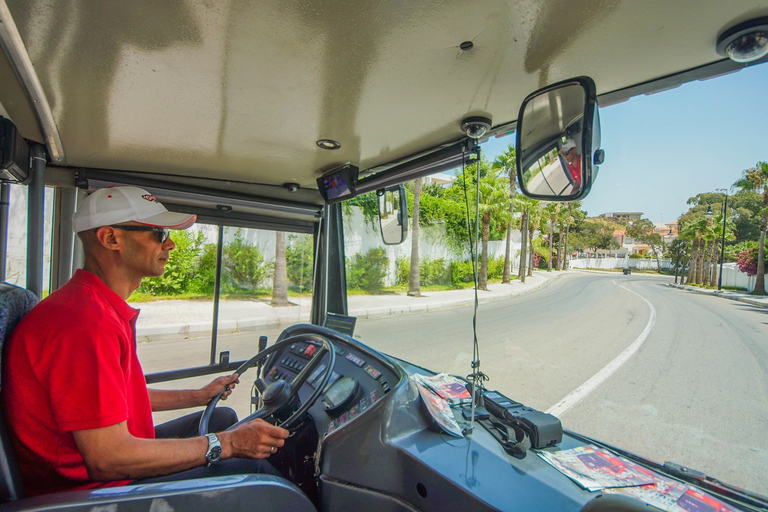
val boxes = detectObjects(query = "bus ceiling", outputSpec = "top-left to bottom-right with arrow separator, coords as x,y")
1,1 -> 767,197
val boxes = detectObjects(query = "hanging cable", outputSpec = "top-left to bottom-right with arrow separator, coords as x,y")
460,140 -> 489,434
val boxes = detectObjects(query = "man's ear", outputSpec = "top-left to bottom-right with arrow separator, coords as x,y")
93,226 -> 122,252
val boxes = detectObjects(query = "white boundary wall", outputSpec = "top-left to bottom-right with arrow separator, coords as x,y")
568,256 -> 672,271
569,257 -> 766,292
343,207 -> 523,286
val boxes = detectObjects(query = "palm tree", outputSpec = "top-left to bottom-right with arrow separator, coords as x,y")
473,172 -> 511,290
562,201 -> 582,271
680,218 -> 706,285
408,177 -> 422,297
527,201 -> 543,276
514,196 -> 535,282
271,231 -> 289,306
556,206 -> 571,270
544,202 -> 561,272
734,162 -> 768,295
694,218 -> 710,285
492,147 -> 517,284
701,221 -> 717,287
560,201 -> 581,270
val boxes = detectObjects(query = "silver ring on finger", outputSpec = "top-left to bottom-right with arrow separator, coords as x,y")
270,446 -> 274,453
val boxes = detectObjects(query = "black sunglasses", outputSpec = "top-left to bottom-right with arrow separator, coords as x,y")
99,225 -> 172,243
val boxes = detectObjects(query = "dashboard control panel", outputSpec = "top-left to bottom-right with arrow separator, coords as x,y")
261,334 -> 398,437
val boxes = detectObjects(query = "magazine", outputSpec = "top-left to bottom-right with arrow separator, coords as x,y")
537,445 -> 657,491
540,445 -> 738,511
603,477 -> 687,511
412,373 -> 472,405
605,481 -> 738,512
413,378 -> 464,437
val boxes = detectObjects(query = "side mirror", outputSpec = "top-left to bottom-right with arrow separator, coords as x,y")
516,76 -> 603,201
377,184 -> 408,245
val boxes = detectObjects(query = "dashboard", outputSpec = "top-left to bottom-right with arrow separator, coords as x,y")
249,325 -> 747,512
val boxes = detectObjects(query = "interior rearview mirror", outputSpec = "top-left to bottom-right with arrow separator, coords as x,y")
377,184 -> 408,245
516,76 -> 603,201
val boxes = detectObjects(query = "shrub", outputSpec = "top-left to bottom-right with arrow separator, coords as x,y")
450,260 -> 475,288
347,247 -> 389,293
222,229 -> 271,291
421,257 -> 449,286
139,230 -> 205,295
395,256 -> 410,286
286,234 -> 314,292
737,247 -> 768,276
395,256 -> 450,287
189,243 -> 217,295
486,255 -> 505,279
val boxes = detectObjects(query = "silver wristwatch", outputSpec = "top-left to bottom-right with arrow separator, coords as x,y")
205,433 -> 222,466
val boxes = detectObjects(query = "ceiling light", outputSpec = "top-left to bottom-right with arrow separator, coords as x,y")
316,139 -> 341,150
460,117 -> 492,139
716,17 -> 768,63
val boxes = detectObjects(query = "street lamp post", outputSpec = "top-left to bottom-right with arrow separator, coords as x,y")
716,189 -> 728,291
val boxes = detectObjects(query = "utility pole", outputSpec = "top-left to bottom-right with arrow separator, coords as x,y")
716,189 -> 728,291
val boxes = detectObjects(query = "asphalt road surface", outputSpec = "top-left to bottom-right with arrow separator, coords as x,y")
138,271 -> 768,497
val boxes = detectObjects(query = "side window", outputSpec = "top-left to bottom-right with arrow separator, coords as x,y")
4,184 -> 54,295
135,224 -> 314,373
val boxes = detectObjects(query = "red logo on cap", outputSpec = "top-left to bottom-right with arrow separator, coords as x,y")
142,194 -> 158,202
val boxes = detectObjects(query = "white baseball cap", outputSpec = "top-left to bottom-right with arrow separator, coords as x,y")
72,186 -> 196,233
560,138 -> 577,152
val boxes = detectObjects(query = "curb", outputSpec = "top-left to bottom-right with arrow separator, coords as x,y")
136,272 -> 564,341
667,283 -> 768,309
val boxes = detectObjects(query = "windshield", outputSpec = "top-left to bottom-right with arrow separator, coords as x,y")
342,62 -> 768,497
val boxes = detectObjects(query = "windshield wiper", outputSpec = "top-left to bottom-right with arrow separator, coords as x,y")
564,429 -> 768,510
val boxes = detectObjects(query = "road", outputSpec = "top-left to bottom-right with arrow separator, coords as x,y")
138,271 -> 768,497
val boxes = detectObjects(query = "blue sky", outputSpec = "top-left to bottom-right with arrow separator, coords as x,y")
482,61 -> 768,224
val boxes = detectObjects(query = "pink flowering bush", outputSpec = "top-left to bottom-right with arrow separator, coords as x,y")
737,247 -> 768,276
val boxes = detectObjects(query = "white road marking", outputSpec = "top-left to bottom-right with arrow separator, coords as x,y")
546,281 -> 656,417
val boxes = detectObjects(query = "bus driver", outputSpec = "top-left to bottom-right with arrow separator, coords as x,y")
1,186 -> 289,497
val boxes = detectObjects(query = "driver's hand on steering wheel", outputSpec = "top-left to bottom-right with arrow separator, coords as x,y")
199,373 -> 240,403
219,419 -> 290,459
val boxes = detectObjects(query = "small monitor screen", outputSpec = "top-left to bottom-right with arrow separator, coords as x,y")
321,172 -> 350,200
317,165 -> 358,203
324,312 -> 357,336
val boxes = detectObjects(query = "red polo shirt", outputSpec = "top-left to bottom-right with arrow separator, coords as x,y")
569,155 -> 582,184
2,269 -> 154,496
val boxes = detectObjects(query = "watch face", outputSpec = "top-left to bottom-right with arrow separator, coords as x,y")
210,446 -> 222,459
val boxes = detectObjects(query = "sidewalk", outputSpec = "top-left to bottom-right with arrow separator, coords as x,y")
667,283 -> 768,309
133,271 -> 565,342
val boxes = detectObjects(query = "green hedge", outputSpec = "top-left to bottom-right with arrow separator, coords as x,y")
395,256 -> 450,287
450,260 -> 475,287
347,247 -> 389,293
139,230 -> 206,295
286,234 -> 314,292
139,228 -> 275,297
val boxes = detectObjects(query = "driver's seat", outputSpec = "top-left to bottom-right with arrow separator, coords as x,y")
0,282 -> 317,511
0,282 -> 38,502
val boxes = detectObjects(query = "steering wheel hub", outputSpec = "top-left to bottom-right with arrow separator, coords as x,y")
262,380 -> 292,406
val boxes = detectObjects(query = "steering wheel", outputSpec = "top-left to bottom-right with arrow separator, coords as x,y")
198,333 -> 336,435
